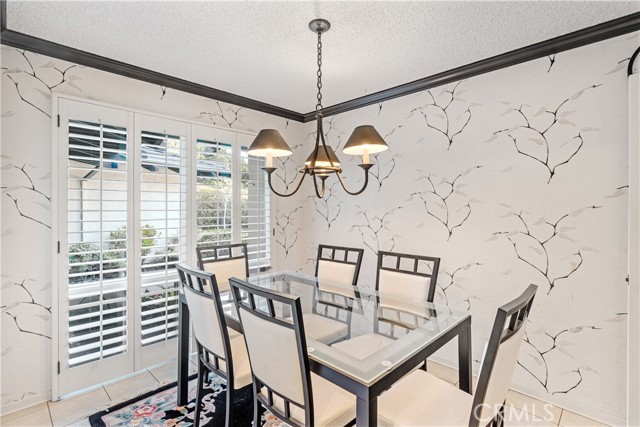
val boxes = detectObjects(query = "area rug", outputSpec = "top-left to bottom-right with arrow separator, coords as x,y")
89,374 -> 288,427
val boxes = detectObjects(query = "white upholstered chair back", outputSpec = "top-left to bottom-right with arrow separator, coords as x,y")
378,269 -> 431,302
317,260 -> 357,298
376,251 -> 440,303
229,277 -> 313,424
202,257 -> 247,292
183,284 -> 226,359
238,306 -> 306,404
197,243 -> 249,293
476,325 -> 527,422
470,284 -> 537,426
315,245 -> 363,297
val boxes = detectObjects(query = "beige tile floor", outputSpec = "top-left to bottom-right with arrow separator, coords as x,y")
1,360 -> 610,427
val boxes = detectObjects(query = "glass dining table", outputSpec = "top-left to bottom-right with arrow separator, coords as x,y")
176,271 -> 472,427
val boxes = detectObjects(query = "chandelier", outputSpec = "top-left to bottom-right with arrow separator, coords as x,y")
247,19 -> 389,198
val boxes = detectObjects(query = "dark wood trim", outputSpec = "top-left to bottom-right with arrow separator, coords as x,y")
629,46 -> 640,76
0,29 -> 305,122
1,2 -> 638,122
1,0 -> 7,32
304,12 -> 640,121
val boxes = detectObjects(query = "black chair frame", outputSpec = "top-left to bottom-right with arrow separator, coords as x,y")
196,242 -> 250,276
229,277 -> 314,427
376,250 -> 441,302
469,284 -> 538,427
176,263 -> 236,427
312,244 -> 364,344
315,244 -> 364,287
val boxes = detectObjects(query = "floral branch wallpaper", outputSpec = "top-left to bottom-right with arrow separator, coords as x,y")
1,29 -> 639,426
0,46 -> 304,414
274,32 -> 639,424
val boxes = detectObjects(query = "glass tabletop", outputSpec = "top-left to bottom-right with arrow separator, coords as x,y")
223,271 -> 470,386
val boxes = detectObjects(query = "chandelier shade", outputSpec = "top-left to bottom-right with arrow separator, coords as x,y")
248,18 -> 389,198
247,129 -> 293,157
305,145 -> 341,172
343,125 -> 389,155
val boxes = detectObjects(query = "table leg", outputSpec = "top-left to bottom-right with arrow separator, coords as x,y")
458,323 -> 473,394
356,395 -> 377,427
177,298 -> 190,406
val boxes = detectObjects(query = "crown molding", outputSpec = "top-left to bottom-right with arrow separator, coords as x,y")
1,1 -> 638,123
303,12 -> 640,121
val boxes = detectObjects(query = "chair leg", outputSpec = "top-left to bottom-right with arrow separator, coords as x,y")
194,359 -> 206,427
225,382 -> 234,427
498,401 -> 505,427
491,401 -> 505,427
253,396 -> 261,427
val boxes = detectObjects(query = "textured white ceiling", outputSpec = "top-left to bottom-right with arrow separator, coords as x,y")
7,1 -> 640,112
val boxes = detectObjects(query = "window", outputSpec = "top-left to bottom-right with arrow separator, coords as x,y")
56,98 -> 271,396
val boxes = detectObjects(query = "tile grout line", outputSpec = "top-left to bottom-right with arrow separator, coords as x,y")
101,384 -> 112,402
147,367 -> 161,384
46,400 -> 54,427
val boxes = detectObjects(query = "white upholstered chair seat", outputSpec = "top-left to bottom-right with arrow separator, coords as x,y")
260,372 -> 355,426
331,333 -> 394,360
302,313 -> 349,344
378,370 -> 473,427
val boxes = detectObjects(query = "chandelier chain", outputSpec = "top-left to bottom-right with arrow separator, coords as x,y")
316,30 -> 323,111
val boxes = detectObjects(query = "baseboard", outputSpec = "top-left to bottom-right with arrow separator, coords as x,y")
0,393 -> 49,418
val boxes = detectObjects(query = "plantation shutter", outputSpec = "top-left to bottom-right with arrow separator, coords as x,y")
195,135 -> 234,248
67,119 -> 130,366
137,115 -> 188,359
241,142 -> 271,272
57,98 -> 271,397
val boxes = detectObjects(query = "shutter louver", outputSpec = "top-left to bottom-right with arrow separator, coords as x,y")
139,130 -> 187,347
241,147 -> 271,272
195,139 -> 234,248
67,120 -> 128,367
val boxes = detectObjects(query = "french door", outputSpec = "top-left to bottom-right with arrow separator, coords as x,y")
55,97 -> 270,397
56,99 -> 135,395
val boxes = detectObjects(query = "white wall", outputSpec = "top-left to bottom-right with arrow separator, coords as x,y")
273,32 -> 640,425
0,47 -> 304,414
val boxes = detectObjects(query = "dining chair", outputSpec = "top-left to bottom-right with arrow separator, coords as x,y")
229,277 -> 356,427
304,244 -> 364,344
377,284 -> 538,427
176,263 -> 252,427
196,243 -> 249,293
376,250 -> 440,303
332,250 -> 440,359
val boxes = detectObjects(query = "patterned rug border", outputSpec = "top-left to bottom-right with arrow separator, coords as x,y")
88,373 -> 198,427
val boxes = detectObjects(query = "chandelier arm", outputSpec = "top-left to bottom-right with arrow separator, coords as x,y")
264,168 -> 308,198
335,164 -> 373,196
312,174 -> 327,198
